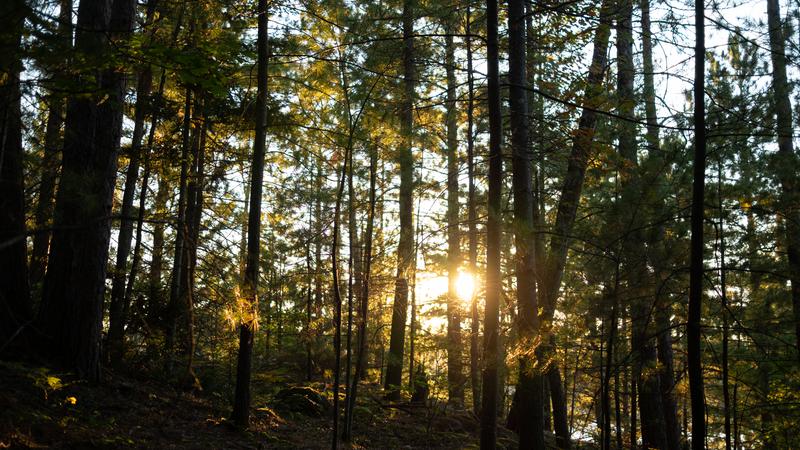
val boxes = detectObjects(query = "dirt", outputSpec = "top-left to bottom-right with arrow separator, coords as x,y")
0,361 -> 498,449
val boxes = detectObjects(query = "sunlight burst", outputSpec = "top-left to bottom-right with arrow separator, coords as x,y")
455,271 -> 476,302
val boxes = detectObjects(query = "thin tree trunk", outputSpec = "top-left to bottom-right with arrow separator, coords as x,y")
719,162 -> 731,450
343,144 -> 377,441
107,65 -> 154,366
465,4 -> 480,416
231,0 -> 268,428
481,0 -> 502,444
688,0 -> 707,446
331,141 -> 351,450
166,88 -> 193,374
148,167 -> 169,325
641,0 -> 682,446
107,0 -> 168,364
384,0 -> 415,401
445,20 -> 464,407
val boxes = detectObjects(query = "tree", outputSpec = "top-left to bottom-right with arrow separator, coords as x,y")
0,0 -> 30,353
480,0 -> 503,445
508,0 -> 545,446
445,15 -> 464,407
766,0 -> 800,361
384,0 -> 415,401
231,0 -> 269,429
688,0 -> 707,446
36,0 -> 136,380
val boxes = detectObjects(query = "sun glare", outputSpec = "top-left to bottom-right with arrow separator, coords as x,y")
455,271 -> 476,302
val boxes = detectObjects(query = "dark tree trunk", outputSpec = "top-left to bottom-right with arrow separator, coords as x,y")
231,0 -> 268,428
343,145 -> 377,441
508,0 -> 544,446
533,2 -> 613,446
0,0 -> 31,353
166,88 -> 193,374
384,0 -> 415,401
688,0 -> 707,447
480,0 -> 502,445
766,0 -> 800,362
641,0 -> 682,447
444,20 -> 464,407
37,0 -> 135,380
465,4 -> 480,416
30,0 -> 72,291
107,63 -> 154,366
148,167 -> 169,324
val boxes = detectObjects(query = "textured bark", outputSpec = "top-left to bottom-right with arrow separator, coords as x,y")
37,0 -> 135,380
766,0 -> 800,361
30,0 -> 72,290
384,0 -> 415,400
444,21 -> 464,406
231,0 -> 268,427
0,0 -> 30,353
508,0 -> 544,446
480,0 -> 502,445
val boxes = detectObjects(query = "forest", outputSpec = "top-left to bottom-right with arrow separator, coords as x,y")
0,0 -> 799,447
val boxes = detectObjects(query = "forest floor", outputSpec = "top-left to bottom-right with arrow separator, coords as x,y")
0,360 -> 528,449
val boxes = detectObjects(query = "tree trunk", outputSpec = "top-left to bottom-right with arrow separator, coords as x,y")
166,88 -> 193,374
766,0 -> 800,362
508,0 -> 544,446
344,145 -> 377,441
688,0 -> 707,446
465,4 -> 480,416
107,64 -> 154,366
148,167 -> 169,325
444,20 -> 464,407
384,0 -> 415,401
481,0 -> 502,445
231,0 -> 268,428
0,0 -> 30,353
37,0 -> 135,380
30,0 -> 72,291
641,0 -> 682,446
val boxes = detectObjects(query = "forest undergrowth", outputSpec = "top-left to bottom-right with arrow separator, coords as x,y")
0,361 -> 523,449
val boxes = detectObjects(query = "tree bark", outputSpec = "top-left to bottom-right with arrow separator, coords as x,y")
0,0 -> 31,353
107,60 -> 155,366
231,0 -> 268,428
508,0 -> 544,446
766,0 -> 800,362
30,0 -> 72,291
641,0 -> 681,446
444,20 -> 464,407
465,4 -> 481,416
688,0 -> 707,446
37,0 -> 135,380
480,0 -> 502,445
384,0 -> 415,401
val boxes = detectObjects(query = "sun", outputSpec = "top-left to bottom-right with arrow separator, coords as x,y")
455,271 -> 476,302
